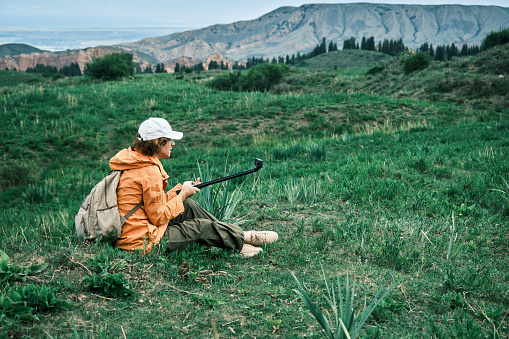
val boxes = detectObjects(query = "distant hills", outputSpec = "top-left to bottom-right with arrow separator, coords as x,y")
1,3 -> 508,72
118,3 -> 509,61
0,43 -> 44,57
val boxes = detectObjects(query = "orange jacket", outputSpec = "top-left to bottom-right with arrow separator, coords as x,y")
109,147 -> 184,253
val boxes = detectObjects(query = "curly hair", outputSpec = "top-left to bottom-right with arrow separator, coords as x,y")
131,134 -> 169,157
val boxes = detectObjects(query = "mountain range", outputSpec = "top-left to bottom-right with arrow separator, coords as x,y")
1,3 -> 508,72
117,3 -> 509,61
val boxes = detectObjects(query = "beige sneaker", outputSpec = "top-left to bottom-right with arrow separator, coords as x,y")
247,231 -> 279,247
239,244 -> 263,258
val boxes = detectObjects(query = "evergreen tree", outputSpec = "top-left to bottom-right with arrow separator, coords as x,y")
72,62 -> 82,76
419,42 -> 429,52
328,41 -> 334,52
470,45 -> 480,55
27,63 -> 58,74
343,37 -> 357,50
59,62 -> 82,77
174,63 -> 180,73
361,37 -> 367,50
435,45 -> 445,61
192,62 -> 205,71
460,43 -> 468,56
208,60 -> 219,70
450,43 -> 458,58
232,62 -> 246,70
320,37 -> 327,54
367,37 -> 375,51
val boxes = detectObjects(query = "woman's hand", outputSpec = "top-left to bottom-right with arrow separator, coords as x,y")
178,177 -> 201,200
183,177 -> 201,186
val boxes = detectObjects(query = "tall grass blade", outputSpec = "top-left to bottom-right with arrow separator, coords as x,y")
293,269 -> 403,338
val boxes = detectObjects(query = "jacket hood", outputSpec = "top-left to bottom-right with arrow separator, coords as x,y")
109,147 -> 168,180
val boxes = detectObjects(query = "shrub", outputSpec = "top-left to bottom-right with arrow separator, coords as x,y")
481,28 -> 509,50
208,63 -> 289,92
403,52 -> 432,75
206,71 -> 242,91
240,63 -> 289,92
84,52 -> 136,80
366,64 -> 385,75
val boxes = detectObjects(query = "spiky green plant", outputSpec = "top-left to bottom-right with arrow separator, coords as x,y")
292,267 -> 402,338
195,161 -> 245,223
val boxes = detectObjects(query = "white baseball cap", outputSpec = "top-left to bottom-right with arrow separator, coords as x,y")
138,118 -> 183,141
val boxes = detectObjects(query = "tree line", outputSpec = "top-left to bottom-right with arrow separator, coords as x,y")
417,42 -> 481,61
343,36 -> 407,56
239,36 -> 409,70
136,60 -> 230,74
236,37 -> 340,70
15,62 -> 83,77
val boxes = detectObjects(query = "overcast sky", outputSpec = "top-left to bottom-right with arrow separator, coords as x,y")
1,1 -> 508,29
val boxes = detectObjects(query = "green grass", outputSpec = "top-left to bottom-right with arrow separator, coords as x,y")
0,45 -> 508,338
275,44 -> 509,114
296,50 -> 391,69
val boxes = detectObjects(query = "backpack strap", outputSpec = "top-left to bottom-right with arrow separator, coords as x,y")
124,201 -> 143,220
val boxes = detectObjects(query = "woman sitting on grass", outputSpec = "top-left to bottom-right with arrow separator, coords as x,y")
109,117 -> 278,257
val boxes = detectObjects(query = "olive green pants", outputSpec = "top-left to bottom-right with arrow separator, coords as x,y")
165,199 -> 245,252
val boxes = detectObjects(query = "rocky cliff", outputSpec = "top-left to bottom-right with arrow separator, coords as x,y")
118,3 -> 509,61
0,45 -> 237,73
0,46 -> 158,72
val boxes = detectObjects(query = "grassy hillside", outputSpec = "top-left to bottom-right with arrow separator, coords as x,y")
296,49 -> 391,69
0,46 -> 508,338
0,43 -> 44,57
278,44 -> 509,113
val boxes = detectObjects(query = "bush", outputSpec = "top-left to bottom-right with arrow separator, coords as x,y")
240,63 -> 289,92
481,28 -> 509,50
207,63 -> 289,92
84,52 -> 136,80
366,64 -> 385,75
206,71 -> 242,91
403,52 -> 432,75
